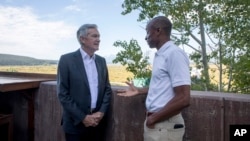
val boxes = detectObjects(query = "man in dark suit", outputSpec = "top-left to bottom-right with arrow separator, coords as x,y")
57,24 -> 112,141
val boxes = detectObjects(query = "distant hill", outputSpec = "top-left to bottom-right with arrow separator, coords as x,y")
0,54 -> 58,66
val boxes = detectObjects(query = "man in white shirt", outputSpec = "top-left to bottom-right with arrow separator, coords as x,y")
118,16 -> 191,141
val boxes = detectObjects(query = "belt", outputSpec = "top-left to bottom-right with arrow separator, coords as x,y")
146,112 -> 154,117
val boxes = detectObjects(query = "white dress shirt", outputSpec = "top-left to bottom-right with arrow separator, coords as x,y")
80,48 -> 98,109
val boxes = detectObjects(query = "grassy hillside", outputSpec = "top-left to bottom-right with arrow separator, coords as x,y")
0,54 -> 58,65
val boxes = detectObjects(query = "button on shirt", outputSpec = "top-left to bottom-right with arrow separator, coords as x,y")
146,41 -> 191,112
80,48 -> 98,109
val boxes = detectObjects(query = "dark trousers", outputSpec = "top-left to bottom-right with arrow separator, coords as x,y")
65,122 -> 106,141
65,131 -> 101,141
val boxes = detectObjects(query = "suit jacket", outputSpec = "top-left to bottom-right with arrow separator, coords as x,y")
57,49 -> 112,134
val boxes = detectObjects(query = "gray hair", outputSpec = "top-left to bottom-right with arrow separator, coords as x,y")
76,24 -> 98,45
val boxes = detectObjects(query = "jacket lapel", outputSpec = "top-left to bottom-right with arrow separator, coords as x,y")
95,56 -> 102,94
73,50 -> 90,88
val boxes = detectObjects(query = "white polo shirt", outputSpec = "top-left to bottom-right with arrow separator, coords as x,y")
146,41 -> 191,112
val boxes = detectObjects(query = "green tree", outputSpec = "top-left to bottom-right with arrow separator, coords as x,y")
112,39 -> 151,81
121,0 -> 212,90
121,0 -> 250,93
208,1 -> 250,93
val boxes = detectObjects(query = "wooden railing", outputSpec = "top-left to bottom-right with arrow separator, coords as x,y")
0,72 -> 250,141
35,81 -> 250,141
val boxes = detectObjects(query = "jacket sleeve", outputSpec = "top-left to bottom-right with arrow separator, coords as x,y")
57,55 -> 86,125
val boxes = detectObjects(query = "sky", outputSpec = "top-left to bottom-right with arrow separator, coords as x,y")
0,0 -> 155,62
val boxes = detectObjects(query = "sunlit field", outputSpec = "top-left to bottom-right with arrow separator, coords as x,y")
0,65 -> 133,86
0,65 -> 57,74
0,64 -> 225,86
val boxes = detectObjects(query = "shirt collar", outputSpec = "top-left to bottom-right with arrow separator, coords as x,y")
80,47 -> 96,60
155,41 -> 173,56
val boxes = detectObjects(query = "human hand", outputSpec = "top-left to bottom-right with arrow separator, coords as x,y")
91,112 -> 104,124
146,115 -> 155,129
116,81 -> 139,97
82,115 -> 98,127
